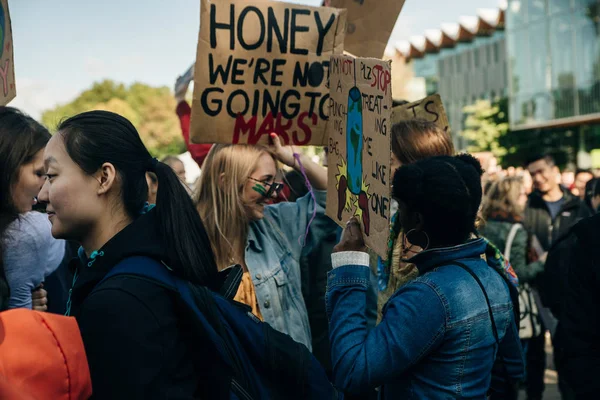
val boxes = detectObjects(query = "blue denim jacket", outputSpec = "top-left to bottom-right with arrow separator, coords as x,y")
326,238 -> 525,399
246,190 -> 337,350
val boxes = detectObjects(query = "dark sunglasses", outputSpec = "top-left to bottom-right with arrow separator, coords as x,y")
248,177 -> 284,198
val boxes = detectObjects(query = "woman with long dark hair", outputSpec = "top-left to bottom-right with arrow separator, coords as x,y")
0,107 -> 64,310
37,110 -> 220,398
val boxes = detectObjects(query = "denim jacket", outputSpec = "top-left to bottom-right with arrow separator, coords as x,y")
326,238 -> 525,399
246,190 -> 337,350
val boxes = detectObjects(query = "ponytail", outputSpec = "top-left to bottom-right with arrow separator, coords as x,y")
58,111 -> 219,289
152,160 -> 219,287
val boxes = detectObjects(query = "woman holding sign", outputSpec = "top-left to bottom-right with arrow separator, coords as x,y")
195,135 -> 336,350
327,154 -> 525,398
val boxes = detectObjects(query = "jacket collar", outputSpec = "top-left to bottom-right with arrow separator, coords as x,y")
407,238 -> 488,276
528,186 -> 580,212
247,225 -> 263,252
69,209 -> 168,317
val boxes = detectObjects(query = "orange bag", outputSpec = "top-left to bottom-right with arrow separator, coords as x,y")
0,309 -> 92,400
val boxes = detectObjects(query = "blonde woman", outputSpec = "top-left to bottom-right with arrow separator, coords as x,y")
480,177 -> 546,281
195,134 -> 335,350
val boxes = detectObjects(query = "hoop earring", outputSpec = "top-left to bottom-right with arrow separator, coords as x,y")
403,229 -> 430,253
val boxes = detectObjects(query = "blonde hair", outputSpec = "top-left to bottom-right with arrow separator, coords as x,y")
194,144 -> 277,270
481,177 -> 524,220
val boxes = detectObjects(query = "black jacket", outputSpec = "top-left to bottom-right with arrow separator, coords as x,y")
70,210 -> 213,399
560,214 -> 600,398
524,188 -> 592,252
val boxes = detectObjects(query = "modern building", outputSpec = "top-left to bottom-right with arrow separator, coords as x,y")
400,0 -> 600,167
400,9 -> 507,150
505,0 -> 600,167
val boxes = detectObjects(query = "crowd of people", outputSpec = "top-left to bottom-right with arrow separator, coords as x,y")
0,73 -> 598,400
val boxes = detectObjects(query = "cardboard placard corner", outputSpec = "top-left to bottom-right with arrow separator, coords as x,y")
330,0 -> 406,59
391,93 -> 450,135
326,54 -> 393,259
0,0 -> 15,106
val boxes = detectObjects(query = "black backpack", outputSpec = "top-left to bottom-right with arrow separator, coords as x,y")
100,256 -> 337,400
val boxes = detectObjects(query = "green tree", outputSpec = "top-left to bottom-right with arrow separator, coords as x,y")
41,80 -> 185,157
461,99 -> 509,159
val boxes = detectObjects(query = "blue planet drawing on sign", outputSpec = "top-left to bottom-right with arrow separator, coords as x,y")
0,1 -> 5,59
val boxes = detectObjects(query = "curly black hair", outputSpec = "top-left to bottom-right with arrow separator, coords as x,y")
392,154 -> 484,247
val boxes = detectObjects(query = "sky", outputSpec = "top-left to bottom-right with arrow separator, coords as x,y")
9,0 -> 501,119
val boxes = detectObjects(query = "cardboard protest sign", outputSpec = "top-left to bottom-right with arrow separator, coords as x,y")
190,0 -> 346,146
391,94 -> 450,135
0,0 -> 15,106
326,54 -> 392,258
329,0 -> 406,59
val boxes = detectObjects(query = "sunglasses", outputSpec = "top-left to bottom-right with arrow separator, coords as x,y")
248,177 -> 284,198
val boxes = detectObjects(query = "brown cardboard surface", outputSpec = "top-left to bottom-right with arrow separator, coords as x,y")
329,0 -> 406,59
391,94 -> 450,135
326,54 -> 392,258
0,0 -> 15,106
190,0 -> 346,146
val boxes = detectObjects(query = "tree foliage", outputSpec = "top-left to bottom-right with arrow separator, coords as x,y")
461,99 -> 509,159
41,80 -> 185,157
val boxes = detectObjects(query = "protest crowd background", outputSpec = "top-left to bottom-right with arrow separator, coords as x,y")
1,0 -> 600,399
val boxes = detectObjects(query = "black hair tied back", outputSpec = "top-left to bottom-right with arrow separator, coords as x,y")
57,111 -> 219,289
146,157 -> 159,172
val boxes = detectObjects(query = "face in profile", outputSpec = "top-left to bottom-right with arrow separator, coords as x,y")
242,153 -> 279,221
390,152 -> 401,179
12,149 -> 46,213
38,135 -> 104,240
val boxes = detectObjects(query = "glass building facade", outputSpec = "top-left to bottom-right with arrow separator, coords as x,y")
411,29 -> 508,149
507,0 -> 600,128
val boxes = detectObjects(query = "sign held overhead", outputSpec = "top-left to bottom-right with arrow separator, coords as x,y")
191,0 -> 346,146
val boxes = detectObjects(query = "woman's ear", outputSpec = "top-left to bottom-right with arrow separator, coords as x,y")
96,162 -> 117,195
414,211 -> 425,232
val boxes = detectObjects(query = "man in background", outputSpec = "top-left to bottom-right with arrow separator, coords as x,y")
525,154 -> 592,400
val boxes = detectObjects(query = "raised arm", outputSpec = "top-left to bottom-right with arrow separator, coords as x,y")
270,133 -> 327,190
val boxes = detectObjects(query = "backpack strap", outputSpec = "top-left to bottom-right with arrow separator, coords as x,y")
451,261 -> 500,347
100,256 -> 255,399
503,224 -> 522,261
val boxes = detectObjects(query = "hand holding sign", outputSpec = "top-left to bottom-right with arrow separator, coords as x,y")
269,132 -> 296,168
332,217 -> 367,253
